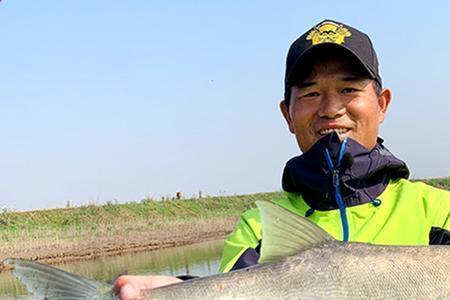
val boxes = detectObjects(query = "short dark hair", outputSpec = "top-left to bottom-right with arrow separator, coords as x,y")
284,47 -> 382,107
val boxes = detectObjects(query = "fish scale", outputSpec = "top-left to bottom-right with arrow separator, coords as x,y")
145,243 -> 449,299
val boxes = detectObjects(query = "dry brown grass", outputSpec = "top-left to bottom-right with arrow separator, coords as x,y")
0,216 -> 239,272
1,192 -> 285,272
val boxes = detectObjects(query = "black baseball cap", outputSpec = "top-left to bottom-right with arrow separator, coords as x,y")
284,19 -> 382,100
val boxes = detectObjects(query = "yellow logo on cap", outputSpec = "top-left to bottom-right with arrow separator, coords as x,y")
306,21 -> 351,45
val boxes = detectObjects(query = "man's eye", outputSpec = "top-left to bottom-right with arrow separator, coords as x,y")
301,92 -> 320,98
342,87 -> 358,94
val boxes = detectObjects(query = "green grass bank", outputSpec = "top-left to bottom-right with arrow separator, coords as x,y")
1,177 -> 449,240
0,192 -> 285,267
0,177 -> 450,242
0,177 -> 448,268
0,192 -> 283,240
415,176 -> 450,190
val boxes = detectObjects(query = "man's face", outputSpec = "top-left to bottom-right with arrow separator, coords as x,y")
280,53 -> 391,153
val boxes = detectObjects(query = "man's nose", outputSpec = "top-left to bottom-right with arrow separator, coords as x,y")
317,92 -> 346,119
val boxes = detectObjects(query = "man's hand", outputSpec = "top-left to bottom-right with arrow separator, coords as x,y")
115,275 -> 182,300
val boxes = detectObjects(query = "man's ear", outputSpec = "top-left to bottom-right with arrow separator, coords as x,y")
280,100 -> 295,134
377,88 -> 392,124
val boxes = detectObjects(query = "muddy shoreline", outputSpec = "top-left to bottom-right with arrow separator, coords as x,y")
0,216 -> 238,272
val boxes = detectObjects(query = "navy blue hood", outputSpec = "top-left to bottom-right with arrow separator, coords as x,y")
282,133 -> 410,211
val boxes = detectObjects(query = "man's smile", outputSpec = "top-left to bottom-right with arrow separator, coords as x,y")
318,128 -> 350,135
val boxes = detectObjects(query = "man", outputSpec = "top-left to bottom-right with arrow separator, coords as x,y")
219,19 -> 450,272
116,19 -> 450,299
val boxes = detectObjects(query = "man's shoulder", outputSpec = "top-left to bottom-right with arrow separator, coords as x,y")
386,178 -> 450,227
389,178 -> 450,197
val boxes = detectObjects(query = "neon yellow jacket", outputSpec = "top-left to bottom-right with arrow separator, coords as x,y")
220,179 -> 450,273
220,135 -> 450,273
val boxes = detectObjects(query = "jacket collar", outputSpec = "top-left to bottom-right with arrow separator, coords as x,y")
282,133 -> 410,211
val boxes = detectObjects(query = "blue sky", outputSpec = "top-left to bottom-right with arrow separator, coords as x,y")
1,1 -> 449,211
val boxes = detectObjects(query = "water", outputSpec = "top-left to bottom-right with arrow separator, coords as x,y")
0,239 -> 224,299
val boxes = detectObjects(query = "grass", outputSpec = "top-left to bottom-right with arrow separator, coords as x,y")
418,176 -> 450,190
0,176 -> 448,245
0,192 -> 286,267
0,192 -> 284,243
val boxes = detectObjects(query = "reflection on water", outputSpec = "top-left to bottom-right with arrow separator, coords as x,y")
0,239 -> 224,299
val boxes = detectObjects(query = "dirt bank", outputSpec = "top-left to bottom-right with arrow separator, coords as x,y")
0,216 -> 238,272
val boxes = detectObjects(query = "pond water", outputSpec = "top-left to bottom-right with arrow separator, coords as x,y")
0,239 -> 224,299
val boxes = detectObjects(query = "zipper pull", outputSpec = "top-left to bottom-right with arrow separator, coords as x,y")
332,170 -> 339,188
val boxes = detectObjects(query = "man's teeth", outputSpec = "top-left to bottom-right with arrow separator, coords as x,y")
319,128 -> 349,135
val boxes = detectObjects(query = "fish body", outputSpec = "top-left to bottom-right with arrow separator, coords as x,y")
4,201 -> 450,299
145,242 -> 449,300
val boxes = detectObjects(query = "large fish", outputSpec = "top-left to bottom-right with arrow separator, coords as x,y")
3,201 -> 450,300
